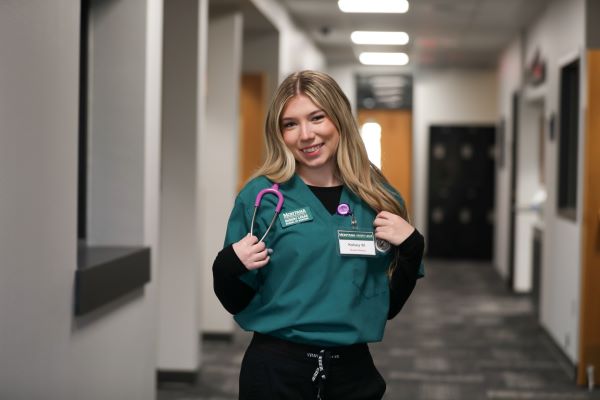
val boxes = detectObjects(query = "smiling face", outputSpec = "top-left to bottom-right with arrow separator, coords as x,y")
280,94 -> 340,182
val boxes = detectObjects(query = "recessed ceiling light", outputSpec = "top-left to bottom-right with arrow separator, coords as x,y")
359,52 -> 409,66
351,31 -> 409,45
338,0 -> 409,13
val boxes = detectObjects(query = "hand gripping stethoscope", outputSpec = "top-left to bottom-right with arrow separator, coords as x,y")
250,183 -> 285,242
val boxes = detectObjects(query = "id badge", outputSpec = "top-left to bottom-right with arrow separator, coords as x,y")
337,229 -> 376,257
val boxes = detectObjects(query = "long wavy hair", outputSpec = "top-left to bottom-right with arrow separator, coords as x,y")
253,70 -> 409,275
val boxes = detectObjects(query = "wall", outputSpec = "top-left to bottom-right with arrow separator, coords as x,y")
413,70 -> 499,235
0,0 -> 162,399
495,37 -> 524,281
251,0 -> 326,79
87,0 -> 146,245
200,12 -> 244,334
496,0 -> 585,362
159,0 -> 206,372
243,32 -> 279,101
512,99 -> 544,292
328,64 -> 358,113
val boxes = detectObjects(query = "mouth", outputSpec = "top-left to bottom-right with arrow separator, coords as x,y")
301,143 -> 324,153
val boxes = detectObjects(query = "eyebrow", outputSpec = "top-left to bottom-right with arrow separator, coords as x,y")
281,109 -> 324,121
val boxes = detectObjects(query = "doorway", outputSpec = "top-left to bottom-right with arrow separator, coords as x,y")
510,95 -> 546,295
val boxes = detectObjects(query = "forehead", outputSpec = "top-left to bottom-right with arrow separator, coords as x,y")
281,94 -> 321,117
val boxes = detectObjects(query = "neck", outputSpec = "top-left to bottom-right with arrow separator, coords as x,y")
297,165 -> 342,187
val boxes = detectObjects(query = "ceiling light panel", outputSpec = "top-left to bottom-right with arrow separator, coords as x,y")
351,31 -> 409,45
338,0 -> 409,13
359,52 -> 409,66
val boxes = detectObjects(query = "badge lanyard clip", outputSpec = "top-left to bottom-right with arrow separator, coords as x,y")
336,203 -> 357,230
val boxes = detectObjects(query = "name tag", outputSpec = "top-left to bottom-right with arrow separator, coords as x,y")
337,230 -> 376,256
279,207 -> 313,228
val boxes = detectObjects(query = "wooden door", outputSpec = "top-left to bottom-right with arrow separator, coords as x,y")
357,109 -> 413,215
239,73 -> 266,190
578,50 -> 600,386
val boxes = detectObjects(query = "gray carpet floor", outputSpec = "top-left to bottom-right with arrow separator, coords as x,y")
157,260 -> 600,399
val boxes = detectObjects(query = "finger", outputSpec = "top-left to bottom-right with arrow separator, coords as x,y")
375,226 -> 390,235
252,249 -> 269,261
374,230 -> 390,242
252,241 -> 266,252
244,235 -> 259,245
377,211 -> 392,219
251,256 -> 270,269
373,217 -> 390,227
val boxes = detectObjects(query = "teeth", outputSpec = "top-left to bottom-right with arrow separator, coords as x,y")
302,145 -> 321,153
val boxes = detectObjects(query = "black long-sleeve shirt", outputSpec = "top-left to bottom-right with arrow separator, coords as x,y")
212,185 -> 424,319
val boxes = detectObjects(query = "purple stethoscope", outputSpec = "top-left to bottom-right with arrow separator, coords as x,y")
251,184 -> 285,242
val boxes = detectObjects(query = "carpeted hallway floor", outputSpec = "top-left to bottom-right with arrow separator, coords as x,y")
158,260 -> 600,400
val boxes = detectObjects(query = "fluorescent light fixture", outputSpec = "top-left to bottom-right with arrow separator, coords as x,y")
359,52 -> 409,66
339,0 -> 409,13
351,31 -> 409,45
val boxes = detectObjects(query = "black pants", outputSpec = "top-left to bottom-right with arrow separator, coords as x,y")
239,333 -> 386,400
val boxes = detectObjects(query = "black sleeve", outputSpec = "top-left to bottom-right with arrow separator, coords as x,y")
212,245 -> 257,315
388,229 -> 425,319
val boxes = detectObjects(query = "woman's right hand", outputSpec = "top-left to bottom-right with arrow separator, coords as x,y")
232,234 -> 270,270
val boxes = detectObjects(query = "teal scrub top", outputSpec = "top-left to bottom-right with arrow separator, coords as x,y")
223,174 -> 420,347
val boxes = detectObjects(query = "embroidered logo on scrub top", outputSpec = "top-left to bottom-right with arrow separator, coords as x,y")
279,207 -> 314,228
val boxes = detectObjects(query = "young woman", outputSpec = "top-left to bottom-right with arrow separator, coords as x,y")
213,70 -> 424,400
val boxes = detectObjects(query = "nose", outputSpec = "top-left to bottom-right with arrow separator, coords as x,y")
299,122 -> 315,141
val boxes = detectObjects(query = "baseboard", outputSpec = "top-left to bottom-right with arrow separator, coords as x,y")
540,326 -> 577,382
202,332 -> 234,341
157,370 -> 198,385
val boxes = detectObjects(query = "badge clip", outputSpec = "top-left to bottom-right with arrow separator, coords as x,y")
336,203 -> 357,230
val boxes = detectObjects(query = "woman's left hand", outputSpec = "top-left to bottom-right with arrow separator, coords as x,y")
373,211 -> 415,246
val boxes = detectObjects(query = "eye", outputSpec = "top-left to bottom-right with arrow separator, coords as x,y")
312,114 -> 325,122
281,120 -> 297,129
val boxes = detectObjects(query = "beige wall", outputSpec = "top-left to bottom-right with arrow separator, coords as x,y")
0,0 -> 162,398
496,0 -> 586,363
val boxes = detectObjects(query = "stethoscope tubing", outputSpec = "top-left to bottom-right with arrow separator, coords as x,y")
250,183 -> 284,242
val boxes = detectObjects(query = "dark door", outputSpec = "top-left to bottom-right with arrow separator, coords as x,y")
427,125 -> 496,259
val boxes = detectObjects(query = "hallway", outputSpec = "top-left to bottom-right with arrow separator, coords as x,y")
158,261 -> 600,400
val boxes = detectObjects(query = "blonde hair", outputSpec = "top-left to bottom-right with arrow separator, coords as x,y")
253,70 -> 408,274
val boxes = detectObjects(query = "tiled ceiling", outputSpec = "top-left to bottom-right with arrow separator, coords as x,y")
275,0 -> 551,70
